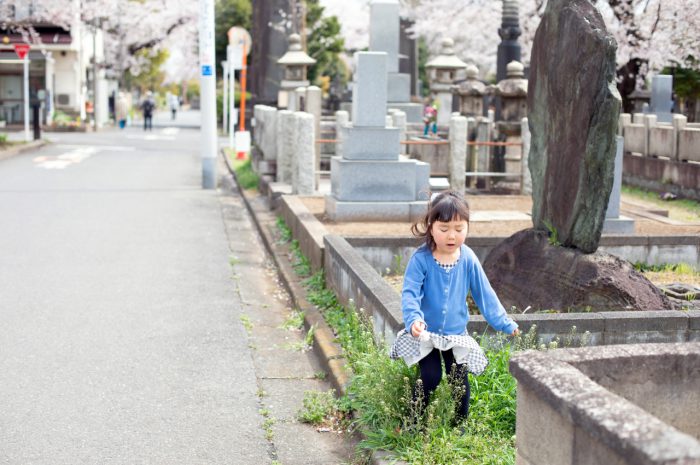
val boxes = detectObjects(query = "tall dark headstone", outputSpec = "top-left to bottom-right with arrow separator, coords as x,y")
495,0 -> 522,120
399,19 -> 419,97
250,0 -> 291,106
528,0 -> 621,253
496,0 -> 522,83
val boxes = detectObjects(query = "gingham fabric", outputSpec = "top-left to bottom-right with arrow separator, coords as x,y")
389,329 -> 488,375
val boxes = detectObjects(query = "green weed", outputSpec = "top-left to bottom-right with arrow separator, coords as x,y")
290,239 -> 312,277
542,220 -> 560,246
633,261 -> 698,274
286,324 -> 316,351
276,216 -> 293,243
239,314 -> 253,334
281,309 -> 305,330
233,158 -> 259,190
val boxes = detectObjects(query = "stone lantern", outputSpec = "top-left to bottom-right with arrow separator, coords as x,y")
495,60 -> 528,123
455,64 -> 487,118
277,33 -> 316,109
425,38 -> 467,126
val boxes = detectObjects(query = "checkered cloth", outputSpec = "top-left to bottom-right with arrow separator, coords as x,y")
389,329 -> 488,375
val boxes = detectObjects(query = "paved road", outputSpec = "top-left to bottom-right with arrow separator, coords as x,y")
0,123 -> 270,463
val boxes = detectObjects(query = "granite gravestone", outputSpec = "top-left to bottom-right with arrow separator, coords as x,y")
369,0 -> 423,122
325,52 -> 430,221
649,74 -> 674,123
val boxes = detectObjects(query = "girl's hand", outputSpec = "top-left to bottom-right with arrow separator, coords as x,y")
411,321 -> 426,338
511,328 -> 521,337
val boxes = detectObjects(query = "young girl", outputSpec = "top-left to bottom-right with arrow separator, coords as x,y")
390,191 -> 519,421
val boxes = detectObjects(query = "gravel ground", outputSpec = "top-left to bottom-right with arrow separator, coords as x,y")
301,195 -> 700,237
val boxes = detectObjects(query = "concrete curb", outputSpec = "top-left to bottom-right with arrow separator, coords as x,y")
221,150 -> 350,395
0,139 -> 48,162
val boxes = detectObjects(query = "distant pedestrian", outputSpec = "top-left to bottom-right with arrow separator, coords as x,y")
390,191 -> 520,424
141,91 -> 155,131
422,99 -> 438,137
115,92 -> 128,129
168,93 -> 179,121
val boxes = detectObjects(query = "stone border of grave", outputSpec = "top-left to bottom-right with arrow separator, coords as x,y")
273,191 -> 699,345
509,343 -> 700,465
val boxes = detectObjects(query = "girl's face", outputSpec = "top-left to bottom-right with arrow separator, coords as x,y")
431,216 -> 468,255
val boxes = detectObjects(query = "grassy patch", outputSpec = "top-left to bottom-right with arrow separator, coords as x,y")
232,158 -> 259,190
634,262 -> 700,287
298,389 -> 352,432
622,185 -> 700,222
275,216 -> 577,464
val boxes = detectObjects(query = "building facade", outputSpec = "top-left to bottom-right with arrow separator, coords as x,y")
0,0 -> 109,126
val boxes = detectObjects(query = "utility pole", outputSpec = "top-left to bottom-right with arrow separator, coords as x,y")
199,0 -> 217,189
93,23 -> 99,130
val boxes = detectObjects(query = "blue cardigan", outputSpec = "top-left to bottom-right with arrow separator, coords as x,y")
401,244 -> 518,336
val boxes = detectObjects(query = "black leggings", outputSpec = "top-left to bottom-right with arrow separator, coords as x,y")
417,348 -> 471,420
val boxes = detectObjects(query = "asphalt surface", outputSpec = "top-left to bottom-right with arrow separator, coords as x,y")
0,114 -> 354,464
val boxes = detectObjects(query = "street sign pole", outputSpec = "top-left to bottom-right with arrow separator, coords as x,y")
198,0 -> 217,189
222,60 -> 228,135
23,54 -> 30,142
14,44 -> 31,142
227,45 -> 235,150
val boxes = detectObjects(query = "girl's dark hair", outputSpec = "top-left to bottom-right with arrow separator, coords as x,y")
411,191 -> 470,251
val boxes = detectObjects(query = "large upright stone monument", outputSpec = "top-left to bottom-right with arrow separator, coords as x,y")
482,0 -> 671,312
369,0 -> 423,123
528,0 -> 621,253
325,52 -> 430,221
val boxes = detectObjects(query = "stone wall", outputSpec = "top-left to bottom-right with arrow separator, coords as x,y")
620,113 -> 700,161
346,235 -> 700,272
324,234 -> 700,346
623,153 -> 700,201
510,343 -> 700,465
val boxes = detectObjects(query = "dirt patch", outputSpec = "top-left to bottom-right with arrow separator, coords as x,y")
301,195 -> 700,238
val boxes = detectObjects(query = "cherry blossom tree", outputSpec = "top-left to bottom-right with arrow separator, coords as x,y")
0,0 -> 198,83
323,0 -> 699,86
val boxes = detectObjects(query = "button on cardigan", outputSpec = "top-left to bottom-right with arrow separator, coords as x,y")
401,244 -> 518,336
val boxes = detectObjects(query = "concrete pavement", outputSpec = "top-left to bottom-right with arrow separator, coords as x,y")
0,122 -> 355,464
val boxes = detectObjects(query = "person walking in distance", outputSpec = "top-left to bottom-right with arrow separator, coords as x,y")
168,92 -> 179,121
390,191 -> 520,424
115,92 -> 128,129
141,91 -> 155,131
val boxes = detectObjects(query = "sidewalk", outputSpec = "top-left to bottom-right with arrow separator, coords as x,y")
217,159 -> 357,464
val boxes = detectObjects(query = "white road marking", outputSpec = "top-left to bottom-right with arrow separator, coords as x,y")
33,146 -> 98,170
125,134 -> 176,141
